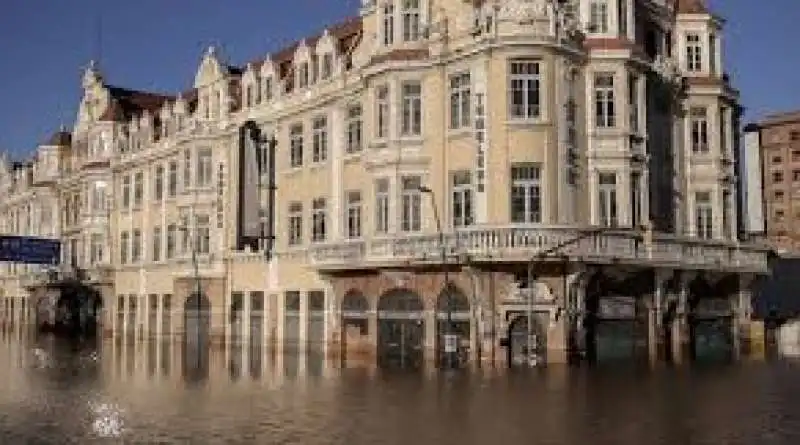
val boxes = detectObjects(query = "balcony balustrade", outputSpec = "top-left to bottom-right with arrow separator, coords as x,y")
306,225 -> 770,273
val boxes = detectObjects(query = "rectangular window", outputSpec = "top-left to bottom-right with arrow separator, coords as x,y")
290,123 -> 304,168
154,165 -> 164,201
449,72 -> 471,129
451,171 -> 474,228
119,232 -> 128,264
376,85 -> 390,139
133,171 -> 143,206
690,107 -> 709,153
773,171 -> 784,183
311,198 -> 327,242
722,189 -> 732,239
401,81 -> 422,136
628,74 -> 639,132
298,62 -> 309,89
510,163 -> 542,223
312,116 -> 328,163
196,148 -> 212,187
321,53 -> 333,79
152,226 -> 161,262
618,0 -> 628,36
401,0 -> 420,42
90,233 -> 104,264
686,33 -> 702,72
346,104 -> 363,153
167,161 -> 178,197
695,191 -> 713,239
509,60 -> 541,120
345,190 -> 362,239
375,178 -> 390,234
597,173 -> 618,227
594,73 -> 615,128
382,3 -> 395,46
288,202 -> 303,246
589,0 -> 609,33
122,175 -> 131,209
166,224 -> 177,259
401,176 -> 422,232
195,214 -> 210,254
264,76 -> 273,101
183,148 -> 192,189
631,172 -> 641,227
131,229 -> 142,262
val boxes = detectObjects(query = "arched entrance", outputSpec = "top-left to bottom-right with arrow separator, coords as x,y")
377,288 -> 424,369
689,276 -> 735,363
182,291 -> 210,383
341,290 -> 370,360
507,314 -> 547,367
435,284 -> 470,369
585,271 -> 650,364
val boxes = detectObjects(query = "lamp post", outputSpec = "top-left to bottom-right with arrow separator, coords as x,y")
180,188 -> 202,348
419,185 -> 457,369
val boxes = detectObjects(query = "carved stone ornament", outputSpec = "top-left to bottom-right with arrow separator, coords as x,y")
498,0 -> 550,23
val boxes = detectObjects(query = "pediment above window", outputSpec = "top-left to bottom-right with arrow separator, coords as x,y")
316,30 -> 336,55
293,40 -> 311,63
260,57 -> 276,77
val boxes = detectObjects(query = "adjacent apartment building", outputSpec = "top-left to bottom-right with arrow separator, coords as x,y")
743,112 -> 800,253
0,0 -> 770,367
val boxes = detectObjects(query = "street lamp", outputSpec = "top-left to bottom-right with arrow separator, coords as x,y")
419,185 -> 457,369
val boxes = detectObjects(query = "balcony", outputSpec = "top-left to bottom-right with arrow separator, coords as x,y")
21,265 -> 115,289
306,225 -> 770,274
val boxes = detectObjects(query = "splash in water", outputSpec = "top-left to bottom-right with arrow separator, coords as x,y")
89,401 -> 125,438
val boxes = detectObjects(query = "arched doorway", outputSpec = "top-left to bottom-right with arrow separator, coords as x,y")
507,314 -> 547,367
377,288 -> 424,369
435,284 -> 470,369
341,290 -> 370,360
689,276 -> 735,363
182,291 -> 210,383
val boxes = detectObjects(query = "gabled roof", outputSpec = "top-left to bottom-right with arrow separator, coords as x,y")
98,85 -> 175,122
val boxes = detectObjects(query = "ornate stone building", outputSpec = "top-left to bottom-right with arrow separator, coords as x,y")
0,0 -> 769,367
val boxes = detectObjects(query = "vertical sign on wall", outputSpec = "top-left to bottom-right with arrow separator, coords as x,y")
237,121 -> 262,251
472,62 -> 489,224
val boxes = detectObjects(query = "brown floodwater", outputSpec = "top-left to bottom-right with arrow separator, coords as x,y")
1,327 -> 799,444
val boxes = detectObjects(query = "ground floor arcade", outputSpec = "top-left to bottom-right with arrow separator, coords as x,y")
89,261 -> 758,369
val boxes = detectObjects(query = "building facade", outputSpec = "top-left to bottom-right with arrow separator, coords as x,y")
0,0 -> 769,367
743,112 -> 800,253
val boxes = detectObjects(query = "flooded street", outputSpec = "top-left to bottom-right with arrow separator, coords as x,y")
1,328 -> 799,444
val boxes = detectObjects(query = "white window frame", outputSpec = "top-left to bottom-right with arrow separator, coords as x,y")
346,104 -> 363,153
153,165 -> 164,200
131,229 -> 142,263
195,214 -> 210,254
690,107 -> 709,153
312,116 -> 328,163
510,163 -> 542,223
376,85 -> 390,139
375,178 -> 390,234
311,197 -> 327,242
589,0 -> 609,33
597,172 -> 618,227
288,202 -> 303,246
508,60 -> 541,120
401,0 -> 421,42
594,73 -> 616,128
345,190 -> 362,239
400,176 -> 422,232
196,147 -> 213,187
152,226 -> 162,262
695,191 -> 713,239
382,3 -> 395,46
449,72 -> 471,129
451,170 -> 474,228
686,33 -> 703,72
401,81 -> 422,137
290,123 -> 304,168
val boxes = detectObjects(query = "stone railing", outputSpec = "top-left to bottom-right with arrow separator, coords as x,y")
307,225 -> 771,273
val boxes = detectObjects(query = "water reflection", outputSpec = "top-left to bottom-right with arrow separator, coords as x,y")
0,327 -> 799,444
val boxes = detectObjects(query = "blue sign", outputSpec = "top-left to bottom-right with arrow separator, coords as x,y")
0,235 -> 61,265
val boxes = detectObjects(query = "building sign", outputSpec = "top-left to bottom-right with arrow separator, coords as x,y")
598,296 -> 636,319
473,92 -> 486,193
236,121 -> 276,256
0,235 -> 61,265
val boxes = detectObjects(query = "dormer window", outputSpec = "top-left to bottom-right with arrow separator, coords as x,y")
686,33 -> 702,72
401,0 -> 421,42
298,62 -> 309,89
382,3 -> 395,46
588,0 -> 609,34
264,75 -> 274,101
254,75 -> 263,104
245,84 -> 254,107
320,53 -> 333,80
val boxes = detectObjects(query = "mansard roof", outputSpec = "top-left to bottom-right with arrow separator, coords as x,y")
674,0 -> 709,14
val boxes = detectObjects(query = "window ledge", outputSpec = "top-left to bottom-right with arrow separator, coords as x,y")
505,119 -> 550,129
343,152 -> 362,163
447,128 -> 473,140
370,139 -> 388,149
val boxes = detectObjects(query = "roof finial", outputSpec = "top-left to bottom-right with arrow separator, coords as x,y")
206,45 -> 217,57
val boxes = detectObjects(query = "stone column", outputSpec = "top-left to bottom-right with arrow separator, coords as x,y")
299,290 -> 308,354
367,309 -> 378,361
734,273 -> 755,360
649,270 -> 669,365
424,308 -> 436,367
671,272 -> 692,364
